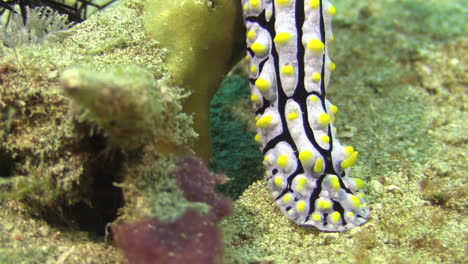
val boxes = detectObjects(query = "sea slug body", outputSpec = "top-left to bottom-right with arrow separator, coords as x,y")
241,0 -> 370,231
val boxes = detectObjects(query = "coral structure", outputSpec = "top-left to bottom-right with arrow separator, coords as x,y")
175,155 -> 232,220
113,210 -> 224,264
144,0 -> 245,162
241,0 -> 369,231
113,155 -> 231,264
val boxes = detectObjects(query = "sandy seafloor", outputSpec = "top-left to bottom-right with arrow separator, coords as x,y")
0,0 -> 466,263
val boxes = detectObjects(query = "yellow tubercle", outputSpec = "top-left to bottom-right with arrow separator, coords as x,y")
276,0 -> 291,6
309,0 -> 320,9
256,115 -> 274,129
355,178 -> 365,190
254,133 -> 261,143
287,111 -> 299,121
321,135 -> 330,143
329,4 -> 337,16
330,62 -> 336,71
277,155 -> 289,169
341,151 -> 358,169
296,200 -> 307,213
314,157 -> 324,173
297,176 -> 307,189
330,175 -> 341,191
299,150 -> 314,164
330,211 -> 341,224
318,113 -> 331,126
330,105 -> 338,115
251,93 -> 260,103
344,146 -> 355,155
310,95 -> 319,102
317,199 -> 332,210
243,4 -> 249,11
307,39 -> 325,52
312,213 -> 322,222
247,30 -> 256,40
255,78 -> 270,91
251,42 -> 267,56
282,65 -> 295,76
350,195 -> 361,208
250,0 -> 260,9
274,32 -> 292,45
250,65 -> 258,75
283,193 -> 292,203
312,73 -> 322,82
274,176 -> 283,187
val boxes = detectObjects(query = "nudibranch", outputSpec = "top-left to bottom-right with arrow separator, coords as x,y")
241,0 -> 370,231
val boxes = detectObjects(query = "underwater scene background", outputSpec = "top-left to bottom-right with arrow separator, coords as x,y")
0,0 -> 466,263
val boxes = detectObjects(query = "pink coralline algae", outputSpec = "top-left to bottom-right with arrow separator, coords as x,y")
175,155 -> 232,220
113,209 -> 223,264
113,155 -> 232,264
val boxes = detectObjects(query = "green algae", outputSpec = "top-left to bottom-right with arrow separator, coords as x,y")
210,75 -> 263,199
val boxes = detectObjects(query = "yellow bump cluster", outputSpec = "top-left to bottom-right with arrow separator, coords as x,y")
251,42 -> 267,56
317,198 -> 332,210
297,176 -> 307,191
309,0 -> 320,9
314,157 -> 324,173
312,73 -> 321,82
274,32 -> 292,45
287,111 -> 299,121
255,78 -> 270,91
256,115 -> 274,129
296,200 -> 307,212
341,151 -> 358,169
277,155 -> 289,169
318,113 -> 331,126
282,65 -> 295,76
308,39 -> 325,52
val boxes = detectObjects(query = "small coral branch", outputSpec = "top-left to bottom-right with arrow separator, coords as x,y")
60,65 -> 196,151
